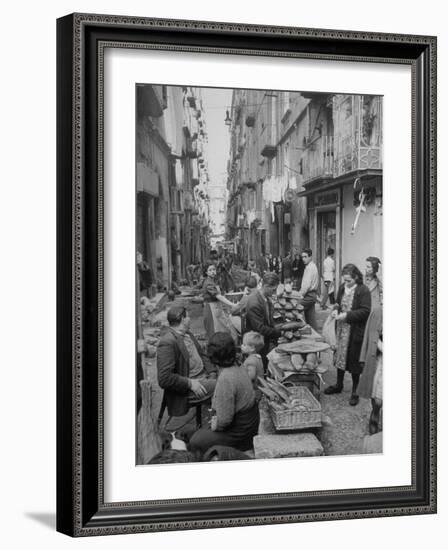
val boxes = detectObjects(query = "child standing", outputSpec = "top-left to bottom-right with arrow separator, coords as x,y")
241,331 -> 265,401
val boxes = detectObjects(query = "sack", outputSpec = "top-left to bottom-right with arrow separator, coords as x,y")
322,314 -> 337,349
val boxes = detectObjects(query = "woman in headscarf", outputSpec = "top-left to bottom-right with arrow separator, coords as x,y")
189,332 -> 259,455
324,263 -> 371,406
365,256 -> 383,310
202,263 -> 239,344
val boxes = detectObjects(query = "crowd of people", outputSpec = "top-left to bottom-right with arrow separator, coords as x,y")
152,247 -> 383,463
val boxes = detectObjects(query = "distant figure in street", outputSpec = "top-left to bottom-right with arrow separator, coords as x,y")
157,305 -> 217,422
365,256 -> 383,310
324,263 -> 371,406
298,248 -> 320,330
281,251 -> 293,283
320,247 -> 336,309
216,254 -> 234,293
247,260 -> 262,287
202,263 -> 239,344
270,256 -> 279,274
292,251 -> 305,290
137,250 -> 154,297
245,272 -> 284,369
189,333 -> 259,455
257,254 -> 269,276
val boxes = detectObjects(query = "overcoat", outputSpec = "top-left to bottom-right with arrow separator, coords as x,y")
245,290 -> 282,361
358,307 -> 383,398
334,283 -> 371,374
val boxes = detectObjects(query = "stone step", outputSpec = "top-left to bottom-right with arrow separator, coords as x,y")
253,433 -> 324,459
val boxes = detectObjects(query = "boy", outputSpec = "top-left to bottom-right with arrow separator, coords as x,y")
241,331 -> 265,400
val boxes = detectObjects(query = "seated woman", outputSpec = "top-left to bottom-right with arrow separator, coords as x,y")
189,333 -> 260,455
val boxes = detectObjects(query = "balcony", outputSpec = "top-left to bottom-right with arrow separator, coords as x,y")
260,123 -> 277,158
191,160 -> 199,186
137,162 -> 159,196
186,138 -> 198,159
183,191 -> 194,210
302,136 -> 335,183
332,94 -> 382,178
301,95 -> 382,189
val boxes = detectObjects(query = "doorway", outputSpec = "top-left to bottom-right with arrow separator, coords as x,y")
317,211 -> 336,277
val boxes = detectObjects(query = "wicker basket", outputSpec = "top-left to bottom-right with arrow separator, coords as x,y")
268,385 -> 322,431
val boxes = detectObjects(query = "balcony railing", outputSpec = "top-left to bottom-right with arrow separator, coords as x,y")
332,94 -> 382,178
302,96 -> 382,185
302,135 -> 335,182
259,124 -> 277,158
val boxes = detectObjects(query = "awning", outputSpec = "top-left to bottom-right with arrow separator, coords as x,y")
297,169 -> 382,198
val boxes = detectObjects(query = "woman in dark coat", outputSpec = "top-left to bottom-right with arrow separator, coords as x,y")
324,263 -> 371,406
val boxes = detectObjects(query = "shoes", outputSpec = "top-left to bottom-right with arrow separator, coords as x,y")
324,384 -> 343,395
369,410 -> 380,434
349,393 -> 359,406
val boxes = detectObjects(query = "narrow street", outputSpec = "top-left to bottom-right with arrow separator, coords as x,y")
136,85 -> 383,464
141,287 -> 374,459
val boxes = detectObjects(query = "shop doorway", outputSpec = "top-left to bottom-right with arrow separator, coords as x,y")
317,210 -> 336,278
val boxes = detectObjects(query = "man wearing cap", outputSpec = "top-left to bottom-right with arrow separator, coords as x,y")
157,305 -> 217,420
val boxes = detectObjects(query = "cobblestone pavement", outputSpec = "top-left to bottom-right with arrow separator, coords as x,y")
314,307 -> 375,456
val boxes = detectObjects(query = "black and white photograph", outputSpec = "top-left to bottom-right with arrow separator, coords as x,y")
136,85 -> 383,465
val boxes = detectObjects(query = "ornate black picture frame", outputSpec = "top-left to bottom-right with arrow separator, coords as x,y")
56,13 -> 437,536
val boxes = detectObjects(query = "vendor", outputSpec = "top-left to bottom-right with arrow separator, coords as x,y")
245,272 -> 284,369
189,332 -> 259,455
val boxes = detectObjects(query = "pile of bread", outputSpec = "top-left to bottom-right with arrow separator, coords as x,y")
271,283 -> 312,343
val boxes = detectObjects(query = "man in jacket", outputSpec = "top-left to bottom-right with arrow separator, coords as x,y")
245,272 -> 284,369
157,305 -> 217,419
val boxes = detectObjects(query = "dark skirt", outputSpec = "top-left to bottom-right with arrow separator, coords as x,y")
189,401 -> 260,455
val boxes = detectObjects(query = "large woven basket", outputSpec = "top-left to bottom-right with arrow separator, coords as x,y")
268,385 -> 322,431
